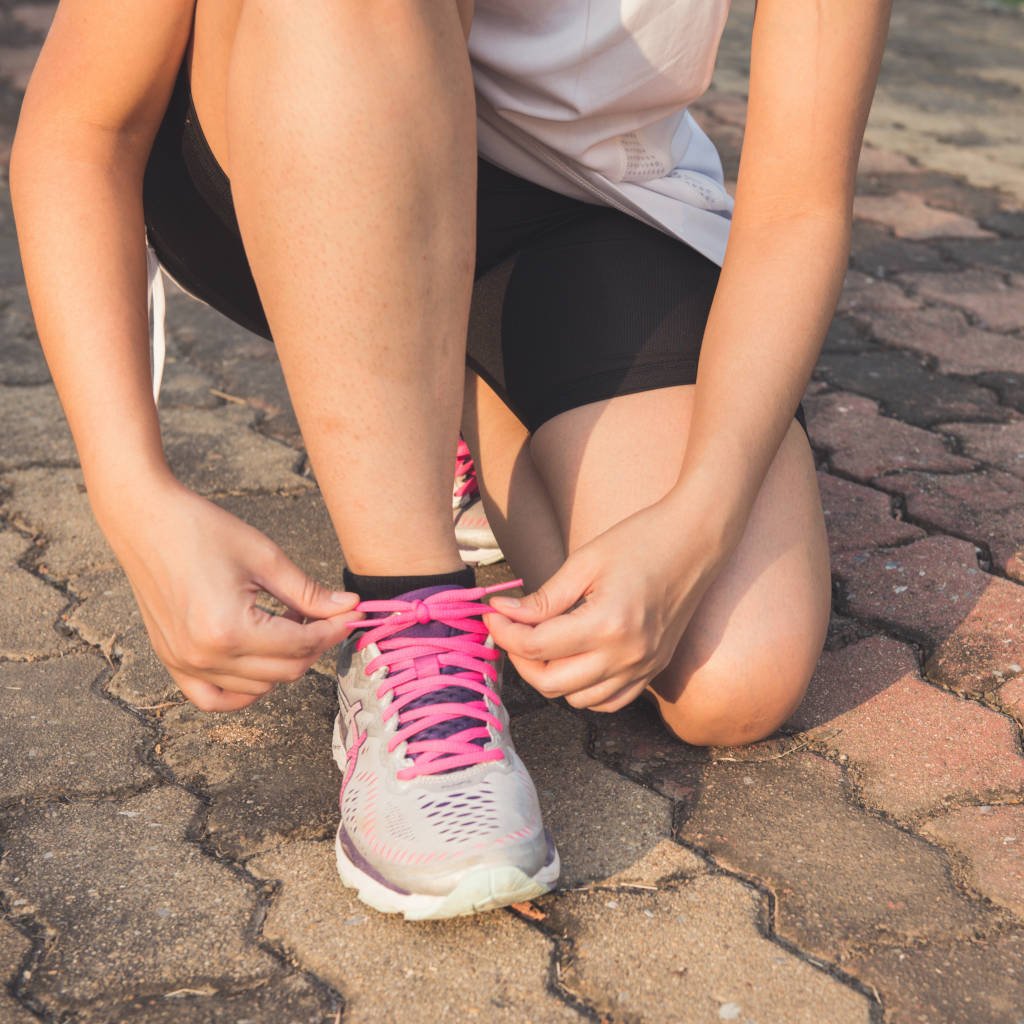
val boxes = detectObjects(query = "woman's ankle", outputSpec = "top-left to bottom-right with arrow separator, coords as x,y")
342,566 -> 475,603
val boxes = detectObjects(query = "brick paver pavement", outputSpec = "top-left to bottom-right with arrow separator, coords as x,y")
1,1 -> 1022,1021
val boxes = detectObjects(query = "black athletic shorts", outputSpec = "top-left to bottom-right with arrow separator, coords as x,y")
143,56 -> 807,435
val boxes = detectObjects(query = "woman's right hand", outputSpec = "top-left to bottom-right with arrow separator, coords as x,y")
97,476 -> 362,712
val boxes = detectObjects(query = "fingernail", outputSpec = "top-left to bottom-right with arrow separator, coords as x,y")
490,596 -> 520,608
331,591 -> 358,606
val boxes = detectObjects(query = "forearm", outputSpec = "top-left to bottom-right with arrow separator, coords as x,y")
10,134 -> 172,523
666,210 -> 848,547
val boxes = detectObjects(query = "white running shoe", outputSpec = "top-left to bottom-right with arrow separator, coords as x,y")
333,581 -> 559,920
453,439 -> 504,566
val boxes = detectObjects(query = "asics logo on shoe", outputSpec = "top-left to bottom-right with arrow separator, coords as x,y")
336,686 -> 367,797
337,688 -> 364,748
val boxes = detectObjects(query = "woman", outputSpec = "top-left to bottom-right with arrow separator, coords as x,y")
10,0 -> 891,918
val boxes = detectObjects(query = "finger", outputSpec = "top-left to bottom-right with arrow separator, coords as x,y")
174,674 -> 268,713
237,606 -> 363,660
575,677 -> 651,713
487,555 -> 594,625
485,604 -> 601,663
202,656 -> 318,686
254,547 -> 360,621
509,648 -> 609,699
181,669 -> 278,698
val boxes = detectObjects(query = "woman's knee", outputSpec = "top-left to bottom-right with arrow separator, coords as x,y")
652,637 -> 821,748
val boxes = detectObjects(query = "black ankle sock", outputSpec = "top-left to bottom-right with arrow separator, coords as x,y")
342,566 -> 475,604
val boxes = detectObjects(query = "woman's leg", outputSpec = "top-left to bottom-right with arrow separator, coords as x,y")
464,374 -> 831,747
460,369 -> 565,587
223,0 -> 475,574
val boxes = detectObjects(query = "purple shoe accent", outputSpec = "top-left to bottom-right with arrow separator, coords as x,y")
338,825 -> 411,895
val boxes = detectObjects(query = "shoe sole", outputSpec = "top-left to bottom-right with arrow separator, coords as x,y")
334,827 -> 560,921
458,544 -> 505,566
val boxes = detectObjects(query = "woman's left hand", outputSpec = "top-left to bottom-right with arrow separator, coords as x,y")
485,498 -> 735,712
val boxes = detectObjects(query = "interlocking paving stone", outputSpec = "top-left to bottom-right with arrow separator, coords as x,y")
833,535 -> 1024,695
0,787 -> 277,1017
942,419 -> 1024,481
974,370 -> 1024,415
545,876 -> 871,1024
0,234 -> 24,289
249,840 -> 583,1024
600,837 -> 707,887
814,348 -> 1008,428
817,474 -> 924,555
0,653 -> 152,800
0,292 -> 49,385
513,706 -> 673,885
156,357 -> 222,410
678,755 -> 994,960
853,192 -> 995,240
789,636 -> 1024,819
0,384 -> 77,470
805,391 -> 973,480
850,222 -> 952,276
0,919 -> 35,1024
820,313 -> 878,356
901,268 -> 1024,332
996,675 -> 1024,726
981,210 -> 1024,239
164,288 -> 303,449
922,805 -> 1024,920
825,612 -> 875,652
101,973 -> 339,1024
857,305 -> 1024,376
855,144 -> 918,177
0,466 -> 117,582
938,236 -> 1024,275
0,529 -> 72,658
0,43 -> 36,92
160,405 -> 309,496
692,89 -> 748,128
845,930 -> 1024,1024
869,173 -> 1008,225
214,491 -> 343,592
837,270 -> 921,316
160,674 -> 339,860
585,699 -> 708,803
875,469 -> 1024,582
66,570 -> 179,706
10,4 -> 56,36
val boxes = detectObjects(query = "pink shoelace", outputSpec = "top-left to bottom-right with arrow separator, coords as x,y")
453,438 -> 479,503
354,580 -> 522,780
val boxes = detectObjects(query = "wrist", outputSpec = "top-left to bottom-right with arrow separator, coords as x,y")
86,457 -> 182,535
660,466 -> 753,560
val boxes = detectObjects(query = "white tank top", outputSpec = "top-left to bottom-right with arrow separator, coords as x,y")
469,0 -> 734,265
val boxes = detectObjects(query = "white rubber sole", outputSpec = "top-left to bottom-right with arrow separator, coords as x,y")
334,828 -> 560,921
458,543 -> 505,566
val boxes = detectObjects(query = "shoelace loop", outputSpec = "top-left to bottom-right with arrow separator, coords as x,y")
354,580 -> 522,780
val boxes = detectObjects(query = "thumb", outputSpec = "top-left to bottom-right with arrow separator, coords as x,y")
489,559 -> 590,625
256,548 -> 359,621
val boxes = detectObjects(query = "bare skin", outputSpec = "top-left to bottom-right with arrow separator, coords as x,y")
11,0 -> 891,741
464,374 -> 830,746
